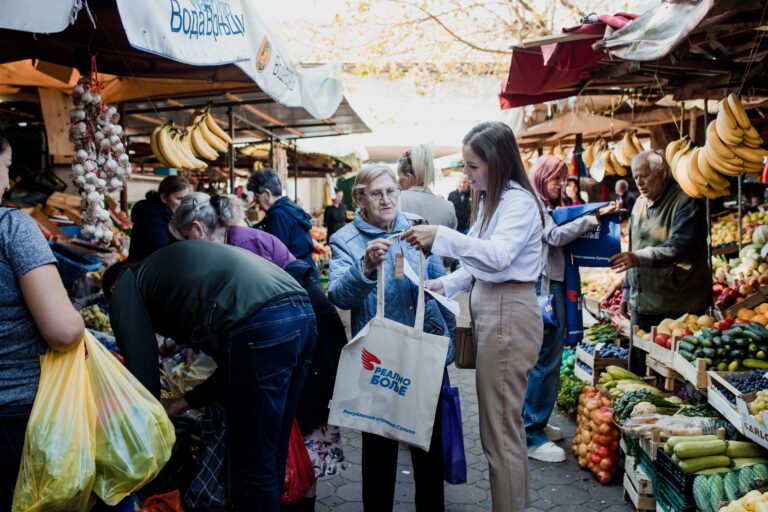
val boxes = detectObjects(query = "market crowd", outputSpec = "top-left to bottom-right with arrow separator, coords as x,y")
0,121 -> 709,512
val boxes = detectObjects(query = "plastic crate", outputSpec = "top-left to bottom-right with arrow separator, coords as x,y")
655,448 -> 697,510
49,241 -> 101,289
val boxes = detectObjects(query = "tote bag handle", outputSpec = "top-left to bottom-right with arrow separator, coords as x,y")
375,248 -> 426,330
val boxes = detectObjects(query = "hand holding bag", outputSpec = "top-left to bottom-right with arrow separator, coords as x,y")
328,253 -> 449,450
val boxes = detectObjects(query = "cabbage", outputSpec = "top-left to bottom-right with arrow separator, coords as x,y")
753,225 -> 768,247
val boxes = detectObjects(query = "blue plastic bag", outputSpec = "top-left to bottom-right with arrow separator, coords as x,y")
440,371 -> 467,484
563,261 -> 583,346
552,202 -> 621,267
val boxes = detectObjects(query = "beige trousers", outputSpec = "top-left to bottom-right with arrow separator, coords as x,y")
471,280 -> 543,512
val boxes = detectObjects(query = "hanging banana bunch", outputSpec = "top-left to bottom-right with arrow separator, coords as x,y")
150,106 -> 234,169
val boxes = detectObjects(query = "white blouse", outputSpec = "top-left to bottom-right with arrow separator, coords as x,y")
432,181 -> 543,298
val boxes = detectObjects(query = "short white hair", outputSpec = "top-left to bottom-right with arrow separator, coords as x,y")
631,150 -> 669,175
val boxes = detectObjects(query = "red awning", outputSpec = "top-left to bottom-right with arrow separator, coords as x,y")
499,14 -> 636,110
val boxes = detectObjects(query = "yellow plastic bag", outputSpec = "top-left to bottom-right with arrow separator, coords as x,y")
83,331 -> 176,505
13,338 -> 96,512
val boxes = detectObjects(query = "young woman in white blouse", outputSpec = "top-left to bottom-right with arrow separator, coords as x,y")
402,121 -> 544,511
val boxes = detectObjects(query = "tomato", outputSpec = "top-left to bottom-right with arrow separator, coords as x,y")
734,318 -> 750,324
681,329 -> 693,337
654,333 -> 671,347
665,338 -> 672,350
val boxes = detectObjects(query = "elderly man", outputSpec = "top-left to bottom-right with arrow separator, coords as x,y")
609,150 -> 711,371
448,175 -> 472,234
615,179 -> 636,222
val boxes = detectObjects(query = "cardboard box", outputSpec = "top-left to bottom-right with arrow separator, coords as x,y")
707,371 -> 745,433
737,392 -> 768,449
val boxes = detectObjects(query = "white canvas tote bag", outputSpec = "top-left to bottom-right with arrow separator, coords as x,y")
328,254 -> 449,450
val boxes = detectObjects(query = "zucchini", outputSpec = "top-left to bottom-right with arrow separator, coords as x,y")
672,454 -> 681,464
674,439 -> 728,459
666,435 -> 718,452
744,358 -> 768,369
732,457 -> 768,469
708,473 -> 725,512
730,349 -> 746,359
702,347 -> 716,358
683,335 -> 700,346
726,441 -> 768,459
679,349 -> 695,362
724,471 -> 740,502
679,455 -> 732,473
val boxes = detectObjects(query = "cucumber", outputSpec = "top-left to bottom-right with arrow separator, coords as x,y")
702,347 -> 716,358
679,455 -> 732,473
726,441 -> 768,459
744,358 -> 768,369
674,439 -> 728,459
683,335 -> 700,346
724,471 -> 740,502
709,473 -> 725,512
679,349 -> 695,362
694,475 -> 713,512
679,340 -> 697,353
732,457 -> 768,469
731,349 -> 746,359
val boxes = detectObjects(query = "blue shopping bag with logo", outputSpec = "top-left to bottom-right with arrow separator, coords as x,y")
327,255 -> 449,451
440,370 -> 466,484
552,202 -> 621,267
563,261 -> 583,346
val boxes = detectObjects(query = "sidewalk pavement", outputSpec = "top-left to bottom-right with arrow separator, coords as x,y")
324,293 -> 634,511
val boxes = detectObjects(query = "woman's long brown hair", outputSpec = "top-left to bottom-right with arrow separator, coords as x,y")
463,122 -> 544,235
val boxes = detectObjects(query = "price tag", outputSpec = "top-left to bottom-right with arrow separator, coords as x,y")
763,371 -> 768,381
394,252 -> 404,280
595,342 -> 605,355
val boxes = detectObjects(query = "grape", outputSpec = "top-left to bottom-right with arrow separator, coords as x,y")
80,305 -> 112,334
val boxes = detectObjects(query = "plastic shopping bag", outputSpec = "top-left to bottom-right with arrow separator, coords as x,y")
281,419 -> 315,504
553,202 -> 621,267
440,371 -> 467,484
83,331 -> 176,505
13,338 -> 96,512
140,490 -> 184,512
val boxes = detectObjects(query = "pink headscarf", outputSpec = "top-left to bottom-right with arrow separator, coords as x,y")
529,155 -> 568,209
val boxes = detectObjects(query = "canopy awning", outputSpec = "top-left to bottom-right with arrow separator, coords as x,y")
518,111 -> 633,139
0,0 -> 344,119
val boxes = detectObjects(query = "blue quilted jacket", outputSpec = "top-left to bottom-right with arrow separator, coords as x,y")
328,211 -> 455,364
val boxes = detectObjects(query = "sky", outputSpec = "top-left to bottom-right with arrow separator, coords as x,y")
257,1 -> 655,159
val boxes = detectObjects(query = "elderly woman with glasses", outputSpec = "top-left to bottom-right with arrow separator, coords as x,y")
328,164 -> 455,512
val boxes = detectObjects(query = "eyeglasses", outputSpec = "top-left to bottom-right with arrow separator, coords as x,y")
363,188 -> 400,201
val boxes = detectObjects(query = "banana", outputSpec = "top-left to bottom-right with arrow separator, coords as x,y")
707,121 -> 741,162
727,93 -> 751,130
665,137 -> 687,165
190,125 -> 219,160
156,126 -> 185,169
696,146 -> 731,189
582,143 -> 594,167
686,147 -> 708,189
205,112 -> 233,145
617,133 -> 634,166
198,115 -> 228,153
631,131 -> 644,154
150,127 -> 171,167
716,99 -> 743,146
670,141 -> 691,176
731,144 -> 768,165
178,132 -> 208,170
704,142 -> 742,176
602,150 -> 616,176
610,150 -> 626,176
675,152 -> 703,199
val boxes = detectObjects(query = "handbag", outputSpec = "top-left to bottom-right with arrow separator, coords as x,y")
539,250 -> 559,330
453,281 -> 476,369
440,371 -> 467,484
328,253 -> 449,450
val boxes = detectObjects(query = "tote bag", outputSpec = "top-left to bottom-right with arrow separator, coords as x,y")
328,254 -> 449,451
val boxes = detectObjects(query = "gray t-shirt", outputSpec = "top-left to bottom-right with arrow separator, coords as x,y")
0,208 -> 57,407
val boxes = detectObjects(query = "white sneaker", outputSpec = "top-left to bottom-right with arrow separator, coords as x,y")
528,441 -> 566,463
544,424 -> 564,442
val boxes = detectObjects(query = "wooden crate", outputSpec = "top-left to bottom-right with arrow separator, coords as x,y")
632,325 -> 651,353
575,342 -> 628,385
639,431 -> 665,462
671,351 -> 709,390
624,454 -> 655,512
46,192 -> 81,211
648,327 -> 675,366
707,371 -> 745,433
721,287 -> 768,319
574,362 -> 593,384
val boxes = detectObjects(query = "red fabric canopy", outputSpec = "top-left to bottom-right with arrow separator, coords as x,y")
499,14 -> 636,110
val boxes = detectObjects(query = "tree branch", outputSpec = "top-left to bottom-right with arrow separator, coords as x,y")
386,0 -> 510,55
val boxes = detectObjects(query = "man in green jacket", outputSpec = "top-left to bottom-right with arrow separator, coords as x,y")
110,240 -> 317,512
610,150 -> 711,371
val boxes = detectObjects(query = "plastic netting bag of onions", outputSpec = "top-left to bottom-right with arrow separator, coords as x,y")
69,60 -> 130,246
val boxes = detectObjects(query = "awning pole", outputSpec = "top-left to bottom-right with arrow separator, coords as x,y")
294,141 -> 299,203
228,106 -> 235,194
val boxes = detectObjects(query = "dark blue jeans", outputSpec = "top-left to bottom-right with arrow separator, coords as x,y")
227,294 -> 317,511
523,280 -> 566,448
0,403 -> 32,511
